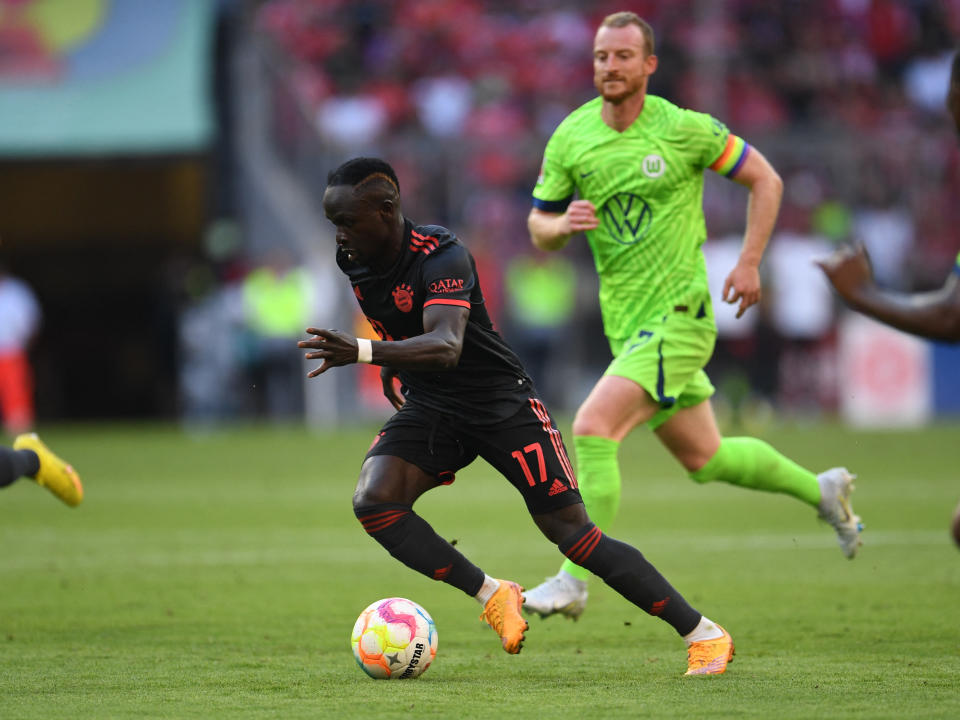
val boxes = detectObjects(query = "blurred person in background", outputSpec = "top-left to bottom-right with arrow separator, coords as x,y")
0,434 -> 82,507
503,251 -> 577,409
178,220 -> 250,425
524,12 -> 863,620
0,261 -> 41,435
242,248 -> 315,420
766,229 -> 837,416
818,49 -> 960,547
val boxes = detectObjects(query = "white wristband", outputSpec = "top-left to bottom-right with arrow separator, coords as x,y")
356,337 -> 373,364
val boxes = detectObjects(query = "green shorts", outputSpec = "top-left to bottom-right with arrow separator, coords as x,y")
604,304 -> 717,430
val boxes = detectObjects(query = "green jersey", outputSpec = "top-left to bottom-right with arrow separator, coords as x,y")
532,94 -> 749,343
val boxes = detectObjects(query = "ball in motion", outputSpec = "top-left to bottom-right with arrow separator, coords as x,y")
351,597 -> 438,679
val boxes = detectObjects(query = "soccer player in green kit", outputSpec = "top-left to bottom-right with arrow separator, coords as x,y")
523,11 -> 863,620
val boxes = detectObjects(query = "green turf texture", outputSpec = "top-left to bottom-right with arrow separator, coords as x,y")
1,421 -> 958,719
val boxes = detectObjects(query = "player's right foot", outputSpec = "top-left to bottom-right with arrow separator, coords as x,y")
685,625 -> 735,676
817,467 -> 862,559
479,580 -> 527,654
522,571 -> 588,620
13,433 -> 83,507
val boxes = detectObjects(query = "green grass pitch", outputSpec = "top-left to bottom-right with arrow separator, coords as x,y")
1,420 -> 958,719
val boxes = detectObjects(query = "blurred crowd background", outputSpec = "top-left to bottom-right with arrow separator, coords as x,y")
1,0 -> 959,434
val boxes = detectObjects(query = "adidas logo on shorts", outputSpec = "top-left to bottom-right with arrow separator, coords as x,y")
548,479 -> 568,496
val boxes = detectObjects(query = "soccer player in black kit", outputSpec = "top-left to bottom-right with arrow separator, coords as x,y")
817,50 -> 960,548
298,157 -> 734,675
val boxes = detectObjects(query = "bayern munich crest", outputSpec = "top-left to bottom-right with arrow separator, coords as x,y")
392,283 -> 414,312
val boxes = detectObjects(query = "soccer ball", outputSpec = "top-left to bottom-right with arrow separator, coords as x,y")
351,597 -> 438,679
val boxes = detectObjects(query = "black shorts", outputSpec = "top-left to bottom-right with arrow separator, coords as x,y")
365,396 -> 583,515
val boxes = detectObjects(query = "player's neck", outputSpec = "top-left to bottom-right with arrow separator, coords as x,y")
371,221 -> 406,272
601,89 -> 647,133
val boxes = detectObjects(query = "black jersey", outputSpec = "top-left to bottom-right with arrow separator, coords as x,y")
338,219 -> 533,425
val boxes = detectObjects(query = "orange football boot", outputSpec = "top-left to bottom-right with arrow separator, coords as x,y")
685,625 -> 735,676
480,580 -> 528,654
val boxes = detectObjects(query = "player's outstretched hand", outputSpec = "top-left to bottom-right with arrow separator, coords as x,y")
815,244 -> 874,303
722,261 -> 762,318
380,367 -> 404,410
299,328 -> 361,377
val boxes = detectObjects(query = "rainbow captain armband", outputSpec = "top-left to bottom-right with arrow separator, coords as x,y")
709,135 -> 750,178
954,252 -> 960,276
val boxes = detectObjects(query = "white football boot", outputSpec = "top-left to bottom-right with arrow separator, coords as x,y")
522,570 -> 588,620
817,467 -> 863,559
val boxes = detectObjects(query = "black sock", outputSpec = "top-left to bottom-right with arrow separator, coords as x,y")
559,523 -> 701,635
355,503 -> 485,597
0,448 -> 40,488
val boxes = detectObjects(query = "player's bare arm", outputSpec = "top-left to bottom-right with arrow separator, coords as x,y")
722,146 -> 783,318
816,244 -> 960,342
300,304 -> 470,378
814,56 -> 960,343
528,200 -> 599,252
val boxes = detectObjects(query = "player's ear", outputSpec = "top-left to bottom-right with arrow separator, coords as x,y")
644,53 -> 658,75
378,197 -> 398,223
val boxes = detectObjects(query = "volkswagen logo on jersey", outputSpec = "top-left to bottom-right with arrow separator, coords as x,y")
642,154 -> 666,178
602,193 -> 653,245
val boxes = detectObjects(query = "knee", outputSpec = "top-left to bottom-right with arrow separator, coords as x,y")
353,459 -> 404,511
352,475 -> 395,512
677,437 -> 722,476
541,522 -> 571,546
352,489 -> 371,513
534,503 -> 590,545
352,485 -> 394,512
352,477 -> 372,511
572,398 -> 616,437
686,444 -> 723,483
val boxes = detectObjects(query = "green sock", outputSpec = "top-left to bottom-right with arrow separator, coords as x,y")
561,435 -> 622,581
689,436 -> 821,507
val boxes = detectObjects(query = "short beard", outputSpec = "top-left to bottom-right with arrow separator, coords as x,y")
596,75 -> 640,102
598,84 -> 640,105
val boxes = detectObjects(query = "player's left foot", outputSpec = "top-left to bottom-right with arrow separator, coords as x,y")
480,580 -> 527,654
685,625 -> 735,676
817,467 -> 862,559
13,433 -> 83,507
